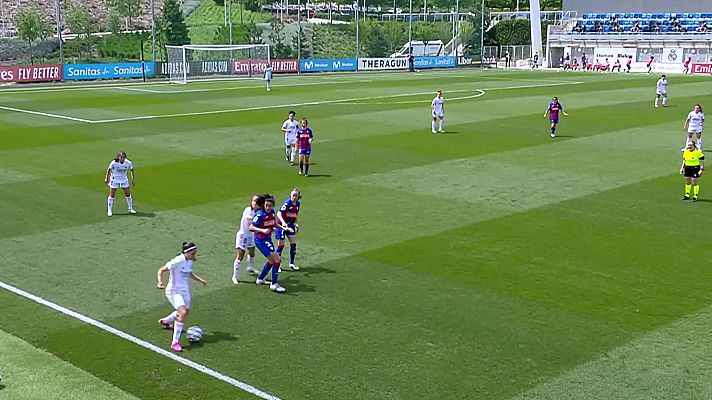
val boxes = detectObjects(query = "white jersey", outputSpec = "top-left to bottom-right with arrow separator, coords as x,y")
282,119 -> 299,143
688,111 -> 705,131
108,159 -> 133,183
165,254 -> 193,294
432,96 -> 444,116
237,206 -> 255,237
656,78 -> 667,94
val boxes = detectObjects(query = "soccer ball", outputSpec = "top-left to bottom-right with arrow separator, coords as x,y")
187,326 -> 203,342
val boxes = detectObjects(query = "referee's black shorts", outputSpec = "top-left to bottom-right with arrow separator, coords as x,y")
684,165 -> 701,178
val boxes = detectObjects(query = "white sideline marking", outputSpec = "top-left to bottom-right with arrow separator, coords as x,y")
0,279 -> 282,400
90,81 -> 585,124
113,78 -> 373,94
0,105 -> 94,123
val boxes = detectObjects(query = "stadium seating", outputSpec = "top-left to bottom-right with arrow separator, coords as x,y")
570,12 -> 711,34
0,0 -> 163,38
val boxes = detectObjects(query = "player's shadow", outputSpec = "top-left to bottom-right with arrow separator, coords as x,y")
0,384 -> 5,391
305,174 -> 331,178
694,199 -> 712,203
554,135 -> 573,138
300,266 -> 337,278
114,211 -> 157,218
440,131 -> 459,134
279,276 -> 316,295
186,331 -> 237,350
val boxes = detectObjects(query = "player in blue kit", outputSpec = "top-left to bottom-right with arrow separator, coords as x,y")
249,194 -> 292,293
276,188 -> 302,271
544,96 -> 568,138
297,118 -> 314,176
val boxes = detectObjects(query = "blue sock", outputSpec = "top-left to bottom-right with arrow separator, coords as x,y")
299,161 -> 303,173
305,163 -> 310,175
258,263 -> 271,280
289,244 -> 297,265
551,126 -> 556,134
271,262 -> 280,284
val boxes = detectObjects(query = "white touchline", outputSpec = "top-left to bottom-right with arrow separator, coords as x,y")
90,81 -> 585,124
0,279 -> 283,400
0,105 -> 94,123
112,78 -> 373,94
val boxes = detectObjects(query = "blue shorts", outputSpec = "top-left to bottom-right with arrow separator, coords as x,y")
550,118 -> 559,124
255,238 -> 276,257
299,148 -> 312,155
275,224 -> 297,240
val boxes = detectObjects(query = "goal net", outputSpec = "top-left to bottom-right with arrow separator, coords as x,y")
165,44 -> 271,84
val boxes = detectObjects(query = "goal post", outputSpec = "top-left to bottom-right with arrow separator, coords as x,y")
165,44 -> 271,84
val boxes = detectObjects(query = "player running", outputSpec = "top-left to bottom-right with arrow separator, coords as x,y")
104,150 -> 136,217
680,141 -> 705,202
655,74 -> 668,108
647,56 -> 654,73
297,118 -> 314,177
683,57 -> 692,74
544,96 -> 568,138
626,56 -> 632,73
157,241 -> 207,352
231,194 -> 260,285
684,104 -> 705,151
431,90 -> 444,134
276,188 -> 302,272
250,194 -> 290,293
282,111 -> 299,165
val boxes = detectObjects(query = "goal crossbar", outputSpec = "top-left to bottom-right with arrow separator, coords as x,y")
165,44 -> 271,84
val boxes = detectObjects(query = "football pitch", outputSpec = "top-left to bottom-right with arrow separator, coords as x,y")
2,69 -> 712,400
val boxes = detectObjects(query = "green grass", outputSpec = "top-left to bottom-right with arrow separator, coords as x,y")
1,69 -> 712,399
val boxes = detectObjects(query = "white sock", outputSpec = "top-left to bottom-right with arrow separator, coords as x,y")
697,138 -> 703,149
233,258 -> 241,277
172,321 -> 184,344
163,311 -> 178,323
662,97 -> 667,105
290,148 -> 295,163
655,98 -> 659,106
439,120 -> 444,131
431,121 -> 436,131
107,196 -> 114,211
247,256 -> 255,270
126,196 -> 133,210
286,146 -> 290,159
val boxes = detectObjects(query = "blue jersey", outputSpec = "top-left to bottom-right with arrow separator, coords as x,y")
252,209 -> 277,240
297,128 -> 313,151
547,102 -> 563,121
279,199 -> 300,224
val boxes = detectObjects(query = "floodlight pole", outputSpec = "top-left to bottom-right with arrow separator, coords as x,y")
355,1 -> 359,59
530,0 -> 543,67
229,0 -> 233,45
297,0 -> 302,60
151,0 -> 156,61
408,0 -> 412,50
55,0 -> 64,64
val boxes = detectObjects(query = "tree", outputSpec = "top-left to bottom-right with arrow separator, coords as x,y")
381,21 -> 408,55
103,0 -> 141,29
65,1 -> 99,60
269,19 -> 292,59
15,8 -> 51,65
162,0 -> 190,45
292,25 -> 311,59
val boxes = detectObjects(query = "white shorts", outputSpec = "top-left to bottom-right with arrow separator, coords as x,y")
166,291 -> 191,310
236,233 -> 255,250
432,110 -> 444,118
656,90 -> 667,96
688,128 -> 703,134
285,134 -> 297,146
108,180 -> 129,189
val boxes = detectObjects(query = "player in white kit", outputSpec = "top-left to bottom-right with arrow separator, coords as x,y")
655,75 -> 668,108
282,111 -> 299,165
157,242 -> 207,352
231,194 -> 260,284
684,104 -> 705,151
431,90 -> 444,134
104,151 -> 136,217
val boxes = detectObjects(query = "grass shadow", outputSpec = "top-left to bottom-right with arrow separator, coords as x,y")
185,331 -> 237,350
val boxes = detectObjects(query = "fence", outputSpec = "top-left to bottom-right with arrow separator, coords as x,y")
1,0 -> 484,66
500,45 -> 532,63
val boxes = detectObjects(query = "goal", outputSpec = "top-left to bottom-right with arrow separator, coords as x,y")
165,44 -> 271,84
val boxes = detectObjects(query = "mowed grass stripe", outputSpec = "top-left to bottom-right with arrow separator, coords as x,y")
512,303 -> 712,400
0,328 -> 141,400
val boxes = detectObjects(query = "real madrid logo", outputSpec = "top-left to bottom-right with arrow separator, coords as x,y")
668,49 -> 678,61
